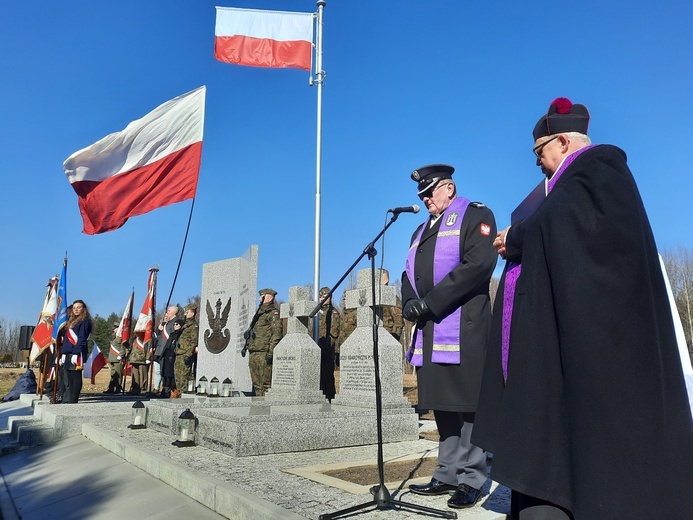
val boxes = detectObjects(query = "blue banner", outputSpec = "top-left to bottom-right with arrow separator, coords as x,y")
52,259 -> 68,342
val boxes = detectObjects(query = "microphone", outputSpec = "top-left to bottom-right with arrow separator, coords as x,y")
389,205 -> 420,214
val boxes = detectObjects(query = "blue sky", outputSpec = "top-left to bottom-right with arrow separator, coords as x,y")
2,1 -> 692,325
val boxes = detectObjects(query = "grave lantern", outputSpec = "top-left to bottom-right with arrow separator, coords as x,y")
172,408 -> 196,447
185,376 -> 196,394
221,378 -> 233,397
197,376 -> 208,396
209,377 -> 220,397
128,400 -> 147,429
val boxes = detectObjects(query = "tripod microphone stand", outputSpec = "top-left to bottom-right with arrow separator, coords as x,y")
312,212 -> 456,520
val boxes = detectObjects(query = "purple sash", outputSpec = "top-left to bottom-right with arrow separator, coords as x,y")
501,145 -> 595,379
405,196 -> 470,366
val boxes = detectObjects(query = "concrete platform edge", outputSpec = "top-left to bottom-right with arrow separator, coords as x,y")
82,423 -> 307,520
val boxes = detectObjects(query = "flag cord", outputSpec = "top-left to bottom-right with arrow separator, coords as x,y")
164,197 -> 195,309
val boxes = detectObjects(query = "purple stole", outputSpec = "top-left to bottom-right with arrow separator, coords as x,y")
501,145 -> 595,379
405,196 -> 470,366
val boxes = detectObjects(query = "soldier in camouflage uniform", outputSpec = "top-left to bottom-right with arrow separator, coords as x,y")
378,270 -> 404,342
105,323 -> 129,394
245,288 -> 283,396
175,305 -> 199,394
128,333 -> 149,395
315,287 -> 340,401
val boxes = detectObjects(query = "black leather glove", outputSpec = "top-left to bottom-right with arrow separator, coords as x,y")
265,353 -> 273,365
243,330 -> 251,341
403,298 -> 431,322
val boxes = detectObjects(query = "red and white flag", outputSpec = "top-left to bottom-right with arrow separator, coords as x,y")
215,7 -> 313,71
84,340 -> 108,384
63,86 -> 206,235
117,291 -> 134,345
134,268 -> 157,354
29,277 -> 59,364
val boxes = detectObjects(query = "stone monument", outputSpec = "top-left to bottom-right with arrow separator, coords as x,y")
196,245 -> 257,394
265,286 -> 326,403
333,268 -> 411,409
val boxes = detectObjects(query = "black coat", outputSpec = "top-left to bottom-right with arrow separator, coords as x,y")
473,145 -> 693,519
401,201 -> 497,412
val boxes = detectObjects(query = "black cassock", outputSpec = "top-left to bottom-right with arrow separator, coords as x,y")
473,145 -> 693,519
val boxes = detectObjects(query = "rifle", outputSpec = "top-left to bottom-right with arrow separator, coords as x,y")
241,301 -> 263,357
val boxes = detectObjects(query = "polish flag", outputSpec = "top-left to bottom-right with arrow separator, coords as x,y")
63,86 -> 206,235
215,7 -> 313,71
84,341 -> 108,384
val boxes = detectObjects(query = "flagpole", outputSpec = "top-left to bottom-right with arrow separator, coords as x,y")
312,0 -> 326,339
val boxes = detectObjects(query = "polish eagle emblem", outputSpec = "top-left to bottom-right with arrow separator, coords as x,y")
204,297 -> 232,354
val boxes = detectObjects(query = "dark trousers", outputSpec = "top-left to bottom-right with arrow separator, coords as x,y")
108,362 -> 122,392
432,410 -> 487,490
511,491 -> 574,520
63,369 -> 83,403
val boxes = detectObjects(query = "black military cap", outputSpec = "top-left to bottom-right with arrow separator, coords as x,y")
533,97 -> 590,140
259,288 -> 277,297
411,164 -> 455,196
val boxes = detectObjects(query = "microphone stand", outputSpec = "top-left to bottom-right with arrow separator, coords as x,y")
313,212 -> 456,520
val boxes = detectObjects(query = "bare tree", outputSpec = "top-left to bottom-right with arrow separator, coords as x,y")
0,318 -> 22,360
662,246 -> 693,359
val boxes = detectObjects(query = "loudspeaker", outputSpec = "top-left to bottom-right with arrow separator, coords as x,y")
18,325 -> 35,350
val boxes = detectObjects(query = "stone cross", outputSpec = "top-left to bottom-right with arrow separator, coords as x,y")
333,268 -> 410,409
265,286 -> 326,403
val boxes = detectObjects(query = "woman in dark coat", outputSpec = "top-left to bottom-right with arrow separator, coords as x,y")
159,318 -> 183,397
61,300 -> 92,403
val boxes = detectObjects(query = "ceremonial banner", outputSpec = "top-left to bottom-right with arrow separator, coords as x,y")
29,277 -> 58,364
52,259 -> 68,342
134,268 -> 157,354
117,291 -> 134,345
63,86 -> 206,235
215,7 -> 313,70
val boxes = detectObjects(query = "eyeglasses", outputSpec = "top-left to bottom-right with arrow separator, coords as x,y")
418,182 -> 449,200
533,135 -> 559,158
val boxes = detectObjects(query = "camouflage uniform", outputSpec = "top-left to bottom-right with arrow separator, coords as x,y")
378,296 -> 404,341
106,326 -> 128,393
246,289 -> 283,396
175,307 -> 199,393
315,287 -> 340,401
128,335 -> 149,395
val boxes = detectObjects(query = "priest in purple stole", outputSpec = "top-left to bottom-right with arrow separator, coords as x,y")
402,164 -> 497,509
472,98 -> 693,520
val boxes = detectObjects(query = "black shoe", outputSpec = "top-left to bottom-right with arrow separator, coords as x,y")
409,478 -> 456,496
447,483 -> 482,509
102,390 -> 114,394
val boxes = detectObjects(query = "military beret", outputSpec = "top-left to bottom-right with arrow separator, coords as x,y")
259,288 -> 277,297
533,97 -> 590,141
411,164 -> 455,196
319,286 -> 331,297
184,304 -> 197,313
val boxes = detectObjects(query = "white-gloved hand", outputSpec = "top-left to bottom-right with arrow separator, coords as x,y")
117,355 -> 121,361
71,354 -> 78,365
60,354 -> 66,364
146,359 -> 151,364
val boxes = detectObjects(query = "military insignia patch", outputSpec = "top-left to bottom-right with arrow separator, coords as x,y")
445,212 -> 458,227
480,223 -> 491,236
411,170 -> 420,181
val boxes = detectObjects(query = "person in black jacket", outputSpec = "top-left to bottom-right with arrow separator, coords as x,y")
402,164 -> 497,509
60,300 -> 92,403
473,98 -> 693,520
